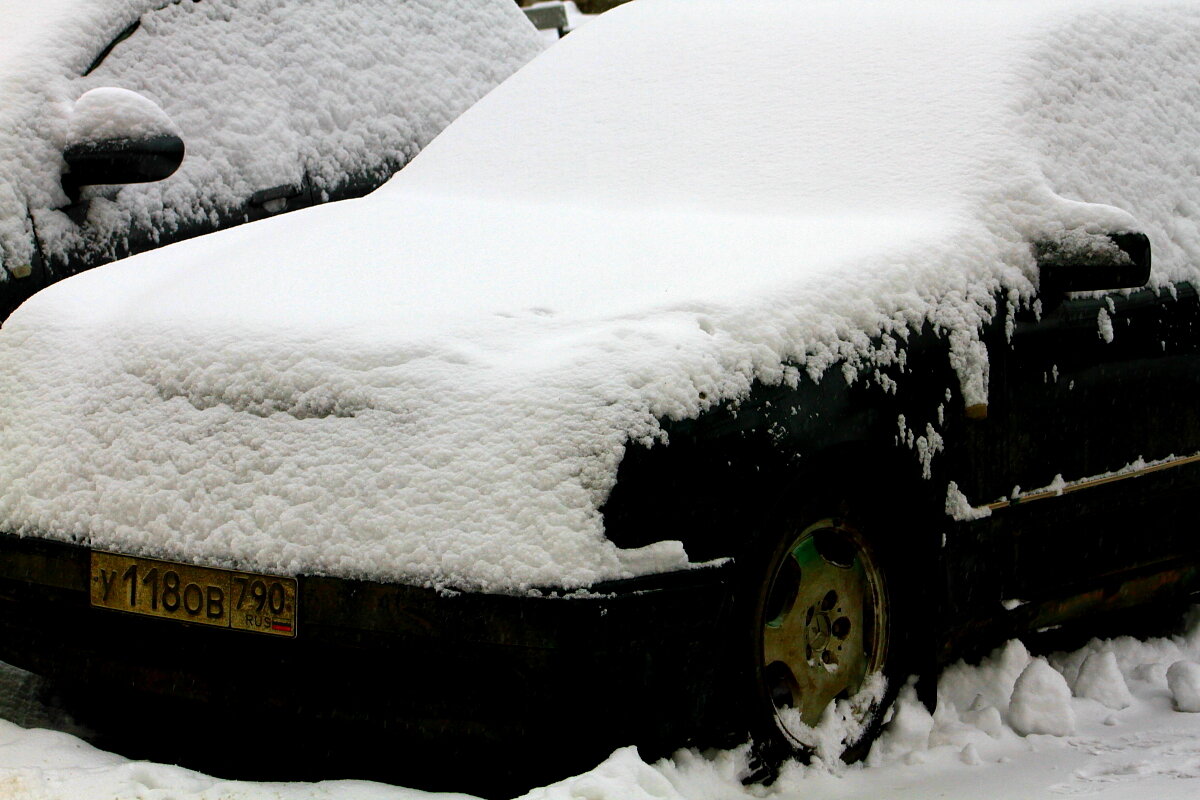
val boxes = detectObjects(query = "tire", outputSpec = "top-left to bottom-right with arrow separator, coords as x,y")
743,504 -> 909,778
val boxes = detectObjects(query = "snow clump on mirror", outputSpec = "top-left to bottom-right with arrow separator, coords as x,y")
66,86 -> 180,144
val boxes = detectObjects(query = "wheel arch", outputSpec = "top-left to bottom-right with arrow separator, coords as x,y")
602,429 -> 945,573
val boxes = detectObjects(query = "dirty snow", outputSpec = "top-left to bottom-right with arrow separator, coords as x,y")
9,618 -> 1200,798
3,0 -> 1200,590
0,0 -> 543,278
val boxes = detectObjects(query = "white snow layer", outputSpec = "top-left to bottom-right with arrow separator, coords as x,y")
2,0 -> 1200,590
0,0 -> 544,277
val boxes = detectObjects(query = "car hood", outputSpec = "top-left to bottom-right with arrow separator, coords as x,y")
2,0 -> 1199,592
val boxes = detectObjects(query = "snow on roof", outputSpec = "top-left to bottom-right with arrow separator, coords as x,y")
1,0 -> 1198,592
0,0 -> 544,277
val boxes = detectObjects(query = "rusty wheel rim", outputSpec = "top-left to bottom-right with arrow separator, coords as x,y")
761,519 -> 888,745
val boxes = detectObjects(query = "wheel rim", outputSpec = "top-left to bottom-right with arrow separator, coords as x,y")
761,519 -> 888,744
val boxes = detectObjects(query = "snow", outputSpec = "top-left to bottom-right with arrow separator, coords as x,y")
66,86 -> 180,144
518,613 -> 1200,798
1166,661 -> 1200,712
0,721 -> 458,800
0,0 -> 544,278
945,481 -> 992,521
1074,651 -> 1134,710
3,0 -> 1200,590
777,672 -> 888,764
864,683 -> 933,765
1099,307 -> 1115,343
1008,658 -> 1076,737
957,454 -> 1193,513
10,617 -> 1200,798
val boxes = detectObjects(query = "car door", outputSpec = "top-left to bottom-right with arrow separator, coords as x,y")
981,281 -> 1200,597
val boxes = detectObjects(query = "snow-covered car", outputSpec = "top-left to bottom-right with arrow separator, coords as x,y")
2,0 -> 1200,793
0,0 -> 544,321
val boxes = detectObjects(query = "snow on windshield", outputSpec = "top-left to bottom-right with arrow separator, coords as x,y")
0,0 -> 544,278
1,0 -> 1198,592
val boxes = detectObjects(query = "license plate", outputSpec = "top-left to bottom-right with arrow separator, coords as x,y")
90,552 -> 297,637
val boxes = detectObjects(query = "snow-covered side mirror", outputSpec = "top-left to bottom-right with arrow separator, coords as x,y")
1035,231 -> 1151,294
62,87 -> 185,201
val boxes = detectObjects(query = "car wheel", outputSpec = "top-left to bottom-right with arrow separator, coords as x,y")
746,511 -> 904,775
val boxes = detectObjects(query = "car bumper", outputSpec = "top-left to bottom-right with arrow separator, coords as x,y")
0,532 -> 736,785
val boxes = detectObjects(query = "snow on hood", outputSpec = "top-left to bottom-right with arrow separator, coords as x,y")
0,0 -> 544,278
2,0 -> 1198,592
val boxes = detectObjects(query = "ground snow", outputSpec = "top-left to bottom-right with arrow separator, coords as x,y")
0,0 -> 543,277
9,619 -> 1200,798
1009,658 -> 1076,736
3,0 -> 1200,589
1074,651 -> 1134,710
1166,660 -> 1200,712
516,612 -> 1200,799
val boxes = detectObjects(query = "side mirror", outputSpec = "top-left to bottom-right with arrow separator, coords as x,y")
62,87 -> 185,203
1035,231 -> 1151,295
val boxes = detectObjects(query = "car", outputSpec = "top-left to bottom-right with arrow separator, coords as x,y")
1,0 -> 1200,795
0,0 -> 545,321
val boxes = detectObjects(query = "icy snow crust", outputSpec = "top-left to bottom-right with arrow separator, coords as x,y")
0,0 -> 544,277
2,0 -> 1200,591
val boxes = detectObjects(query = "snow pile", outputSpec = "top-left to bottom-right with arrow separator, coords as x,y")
0,0 -> 544,278
1074,651 -> 1134,710
1166,660 -> 1200,712
865,683 -> 934,765
3,0 -> 1200,589
519,747 -> 691,800
1008,658 -> 1075,736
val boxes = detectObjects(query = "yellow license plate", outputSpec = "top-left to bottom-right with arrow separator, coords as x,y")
90,552 -> 297,637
